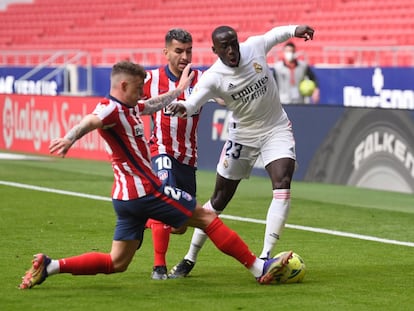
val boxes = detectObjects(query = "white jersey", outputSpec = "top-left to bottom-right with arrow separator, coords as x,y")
185,25 -> 297,146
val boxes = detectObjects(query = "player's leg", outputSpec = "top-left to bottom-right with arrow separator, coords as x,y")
19,198 -> 146,289
145,218 -> 171,279
169,174 -> 240,278
149,184 -> 263,277
19,240 -> 140,289
169,140 -> 255,278
148,154 -> 178,279
185,203 -> 293,284
259,123 -> 296,259
259,158 -> 295,259
210,173 -> 241,210
186,173 -> 241,263
144,184 -> 293,284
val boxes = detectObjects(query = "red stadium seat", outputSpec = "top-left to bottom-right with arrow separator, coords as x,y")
0,0 -> 412,66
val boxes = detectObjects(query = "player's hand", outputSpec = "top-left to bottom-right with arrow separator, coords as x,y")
49,138 -> 72,158
294,25 -> 315,41
167,102 -> 187,118
212,97 -> 226,106
177,63 -> 195,91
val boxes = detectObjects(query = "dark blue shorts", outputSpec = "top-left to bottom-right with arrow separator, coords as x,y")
112,183 -> 196,241
151,154 -> 197,196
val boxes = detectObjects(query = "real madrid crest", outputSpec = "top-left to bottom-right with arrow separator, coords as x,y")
253,62 -> 263,73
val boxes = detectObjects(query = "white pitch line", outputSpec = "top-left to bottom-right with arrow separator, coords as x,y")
221,215 -> 414,247
1,180 -> 413,248
0,180 -> 112,202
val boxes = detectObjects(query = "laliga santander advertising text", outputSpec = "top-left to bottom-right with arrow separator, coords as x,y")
0,94 -> 151,160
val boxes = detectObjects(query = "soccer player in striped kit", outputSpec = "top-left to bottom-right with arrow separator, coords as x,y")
19,60 -> 292,290
169,24 -> 315,278
142,28 -> 203,280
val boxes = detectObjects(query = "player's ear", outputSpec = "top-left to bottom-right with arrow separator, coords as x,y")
163,47 -> 168,56
211,46 -> 217,55
120,80 -> 128,91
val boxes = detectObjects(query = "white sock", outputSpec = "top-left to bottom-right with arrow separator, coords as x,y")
184,200 -> 221,263
249,258 -> 265,278
259,189 -> 291,259
46,259 -> 60,275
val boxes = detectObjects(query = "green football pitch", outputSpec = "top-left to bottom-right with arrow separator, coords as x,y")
0,155 -> 413,311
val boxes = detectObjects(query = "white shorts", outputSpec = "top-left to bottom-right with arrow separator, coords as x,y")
216,124 -> 296,180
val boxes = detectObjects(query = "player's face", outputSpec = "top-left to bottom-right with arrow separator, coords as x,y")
283,45 -> 296,62
123,75 -> 145,107
212,31 -> 240,67
164,39 -> 192,78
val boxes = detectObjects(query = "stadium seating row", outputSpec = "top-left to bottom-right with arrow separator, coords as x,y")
0,0 -> 413,66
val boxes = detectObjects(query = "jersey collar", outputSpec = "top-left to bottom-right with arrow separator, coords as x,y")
165,65 -> 179,82
107,94 -> 132,108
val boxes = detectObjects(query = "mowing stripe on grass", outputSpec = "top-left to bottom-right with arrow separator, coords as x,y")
1,180 -> 413,248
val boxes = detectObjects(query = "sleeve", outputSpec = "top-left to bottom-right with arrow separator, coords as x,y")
93,100 -> 117,127
185,73 -> 220,116
263,25 -> 297,54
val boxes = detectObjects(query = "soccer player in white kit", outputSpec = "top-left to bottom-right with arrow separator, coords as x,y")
169,24 -> 315,278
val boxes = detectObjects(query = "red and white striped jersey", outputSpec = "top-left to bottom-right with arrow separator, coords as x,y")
143,66 -> 202,167
93,96 -> 162,200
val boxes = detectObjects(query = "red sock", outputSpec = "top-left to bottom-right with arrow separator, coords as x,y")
204,217 -> 256,268
148,219 -> 171,266
59,252 -> 114,275
145,218 -> 156,229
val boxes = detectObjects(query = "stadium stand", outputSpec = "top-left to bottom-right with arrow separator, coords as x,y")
0,0 -> 413,66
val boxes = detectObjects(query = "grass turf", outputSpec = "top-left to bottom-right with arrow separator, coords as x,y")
0,155 -> 413,311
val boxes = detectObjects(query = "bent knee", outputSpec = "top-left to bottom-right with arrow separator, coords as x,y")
113,262 -> 129,273
171,226 -> 187,234
273,177 -> 292,189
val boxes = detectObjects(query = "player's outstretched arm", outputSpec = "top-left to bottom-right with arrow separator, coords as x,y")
49,114 -> 102,158
167,102 -> 187,118
140,63 -> 195,115
294,25 -> 315,41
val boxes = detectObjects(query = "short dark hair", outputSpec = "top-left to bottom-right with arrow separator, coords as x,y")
212,25 -> 237,41
165,28 -> 192,46
111,61 -> 146,80
284,42 -> 296,50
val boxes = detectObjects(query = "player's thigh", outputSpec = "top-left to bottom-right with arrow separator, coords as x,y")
260,126 -> 296,167
216,140 -> 259,180
147,184 -> 197,228
113,191 -> 195,240
112,199 -> 147,241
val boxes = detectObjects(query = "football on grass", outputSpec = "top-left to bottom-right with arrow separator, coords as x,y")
274,251 -> 306,284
